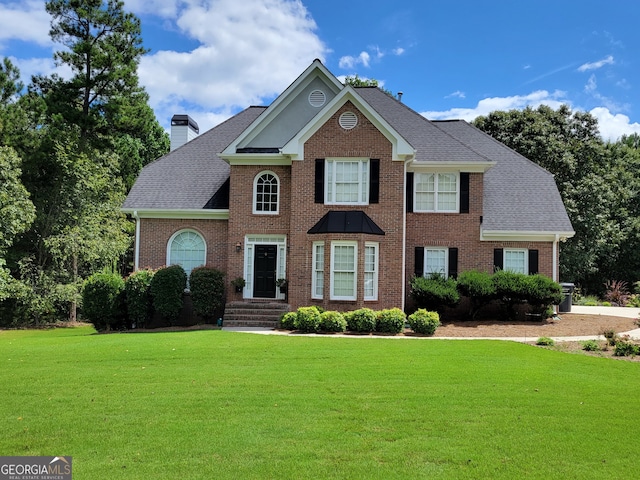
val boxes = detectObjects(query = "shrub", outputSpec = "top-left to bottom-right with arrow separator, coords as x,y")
410,274 -> 460,313
407,309 -> 440,335
457,270 -> 496,319
602,330 -> 618,346
189,267 -> 225,321
349,308 -> 377,333
493,270 -> 529,319
294,306 -> 321,333
524,275 -> 563,317
376,308 -> 406,334
82,272 -> 125,331
124,269 -> 154,328
279,311 -> 297,330
604,279 -> 630,307
536,336 -> 555,346
150,265 -> 187,325
580,340 -> 601,352
614,340 -> 639,357
319,311 -> 347,332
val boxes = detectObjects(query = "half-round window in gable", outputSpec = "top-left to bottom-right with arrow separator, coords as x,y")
308,89 -> 326,107
339,111 -> 358,130
167,230 -> 206,280
254,171 -> 279,214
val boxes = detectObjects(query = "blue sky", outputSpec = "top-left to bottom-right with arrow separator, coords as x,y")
1,0 -> 638,141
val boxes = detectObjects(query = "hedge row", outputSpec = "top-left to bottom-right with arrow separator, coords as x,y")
81,266 -> 226,331
279,306 -> 440,336
411,271 -> 563,319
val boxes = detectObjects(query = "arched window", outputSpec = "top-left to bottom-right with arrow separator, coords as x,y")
254,171 -> 279,214
167,230 -> 206,279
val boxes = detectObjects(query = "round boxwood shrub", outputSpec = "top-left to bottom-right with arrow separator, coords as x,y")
82,272 -> 125,331
376,308 -> 406,334
150,265 -> 187,325
319,310 -> 347,332
189,267 -> 225,321
124,269 -> 155,328
407,309 -> 440,335
279,311 -> 297,330
294,306 -> 321,333
349,308 -> 377,333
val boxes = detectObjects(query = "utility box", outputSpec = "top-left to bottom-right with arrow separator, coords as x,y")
559,283 -> 575,313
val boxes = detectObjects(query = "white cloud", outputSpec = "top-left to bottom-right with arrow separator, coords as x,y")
138,0 -> 328,126
578,55 -> 614,72
123,0 -> 182,19
584,74 -> 597,93
393,47 -> 405,56
422,90 -> 567,122
0,0 -> 52,48
445,90 -> 465,99
339,51 -> 370,69
590,107 -> 640,142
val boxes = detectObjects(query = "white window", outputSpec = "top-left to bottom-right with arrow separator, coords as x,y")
330,242 -> 357,300
364,243 -> 378,301
424,248 -> 448,278
504,249 -> 527,274
167,230 -> 206,279
414,173 -> 458,212
325,159 -> 369,205
253,171 -> 279,214
312,242 -> 324,299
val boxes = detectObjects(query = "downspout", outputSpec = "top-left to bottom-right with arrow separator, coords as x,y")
133,210 -> 140,271
552,233 -> 559,282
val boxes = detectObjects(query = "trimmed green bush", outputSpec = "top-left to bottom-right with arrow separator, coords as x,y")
457,270 -> 496,319
319,311 -> 347,332
580,340 -> 601,352
407,309 -> 440,335
189,267 -> 225,321
376,308 -> 406,334
124,269 -> 154,328
294,306 -> 321,333
82,272 -> 125,331
349,308 -> 377,333
279,311 -> 297,330
150,265 -> 187,325
493,270 -> 529,319
536,336 -> 555,346
524,275 -> 563,316
410,274 -> 460,313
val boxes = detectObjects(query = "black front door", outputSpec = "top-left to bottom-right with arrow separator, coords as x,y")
253,245 -> 277,298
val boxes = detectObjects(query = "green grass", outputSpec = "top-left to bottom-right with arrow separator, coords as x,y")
1,327 -> 638,479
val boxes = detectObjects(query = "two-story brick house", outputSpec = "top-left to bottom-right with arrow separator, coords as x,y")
122,60 -> 574,321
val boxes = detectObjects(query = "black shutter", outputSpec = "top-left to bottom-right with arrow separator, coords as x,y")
414,247 -> 424,277
448,248 -> 459,279
406,172 -> 414,213
493,248 -> 503,271
528,250 -> 539,275
314,159 -> 324,204
369,159 -> 380,204
460,172 -> 470,214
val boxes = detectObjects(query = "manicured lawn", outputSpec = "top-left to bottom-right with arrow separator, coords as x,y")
1,327 -> 638,479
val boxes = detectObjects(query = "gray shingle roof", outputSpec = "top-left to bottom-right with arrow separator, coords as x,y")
432,120 -> 573,233
123,106 -> 266,210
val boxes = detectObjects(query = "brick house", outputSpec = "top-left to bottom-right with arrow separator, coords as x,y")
122,60 -> 574,322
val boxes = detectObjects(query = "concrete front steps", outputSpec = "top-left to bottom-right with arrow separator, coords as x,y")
223,300 -> 290,328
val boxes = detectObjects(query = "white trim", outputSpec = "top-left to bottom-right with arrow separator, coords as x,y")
122,208 -> 229,220
503,248 -> 528,274
481,230 -> 575,242
225,155 -> 292,166
408,161 -> 495,173
243,235 -> 287,300
312,241 -> 324,299
330,241 -> 358,301
166,229 -> 207,279
253,171 -> 280,215
281,87 -> 415,162
424,247 -> 449,278
133,210 -> 140,271
553,234 -> 559,282
324,158 -> 369,205
364,242 -> 379,301
414,172 -> 459,213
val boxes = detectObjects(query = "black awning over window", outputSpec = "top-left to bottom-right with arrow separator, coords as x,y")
307,211 -> 385,235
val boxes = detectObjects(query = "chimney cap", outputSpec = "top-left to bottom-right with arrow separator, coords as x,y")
171,114 -> 199,133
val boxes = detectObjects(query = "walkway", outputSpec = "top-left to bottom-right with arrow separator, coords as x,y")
222,305 -> 640,342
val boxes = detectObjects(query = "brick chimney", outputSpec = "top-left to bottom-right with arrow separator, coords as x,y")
170,114 -> 199,151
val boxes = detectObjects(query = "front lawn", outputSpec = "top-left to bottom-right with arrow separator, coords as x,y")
1,327 -> 638,479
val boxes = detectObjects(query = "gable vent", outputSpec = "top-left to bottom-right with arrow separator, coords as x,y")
308,89 -> 326,107
339,111 -> 358,130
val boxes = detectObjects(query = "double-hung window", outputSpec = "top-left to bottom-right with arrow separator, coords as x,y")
330,242 -> 357,300
414,173 -> 458,212
325,158 -> 369,204
503,249 -> 527,274
424,248 -> 448,278
364,243 -> 378,300
312,242 -> 324,299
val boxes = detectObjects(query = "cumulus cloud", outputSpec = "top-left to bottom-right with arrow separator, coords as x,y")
578,55 -> 614,72
590,107 -> 640,142
339,51 -> 371,69
0,0 -> 52,48
138,0 -> 328,131
422,90 -> 567,122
